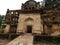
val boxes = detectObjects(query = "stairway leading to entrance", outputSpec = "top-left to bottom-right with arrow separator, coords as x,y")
6,33 -> 33,45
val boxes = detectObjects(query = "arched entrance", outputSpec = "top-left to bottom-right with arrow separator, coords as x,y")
25,18 -> 33,33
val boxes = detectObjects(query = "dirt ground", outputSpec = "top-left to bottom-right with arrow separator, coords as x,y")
0,39 -> 10,45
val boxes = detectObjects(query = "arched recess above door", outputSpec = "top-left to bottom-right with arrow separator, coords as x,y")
24,17 -> 34,25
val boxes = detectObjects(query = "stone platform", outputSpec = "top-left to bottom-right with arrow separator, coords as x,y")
6,33 -> 33,45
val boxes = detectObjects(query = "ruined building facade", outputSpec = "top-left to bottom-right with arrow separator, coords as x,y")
2,0 -> 60,36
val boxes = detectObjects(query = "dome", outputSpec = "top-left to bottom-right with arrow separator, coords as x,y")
21,0 -> 40,10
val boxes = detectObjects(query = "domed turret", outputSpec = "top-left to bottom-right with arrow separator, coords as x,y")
21,0 -> 40,10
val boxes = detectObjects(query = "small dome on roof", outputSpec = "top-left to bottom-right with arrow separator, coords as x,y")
21,0 -> 40,10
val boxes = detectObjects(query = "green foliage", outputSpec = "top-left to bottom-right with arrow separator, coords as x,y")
44,0 -> 60,9
0,15 -> 3,27
34,36 -> 60,44
0,15 -> 4,33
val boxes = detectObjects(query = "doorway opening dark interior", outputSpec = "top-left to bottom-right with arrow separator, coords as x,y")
27,25 -> 32,33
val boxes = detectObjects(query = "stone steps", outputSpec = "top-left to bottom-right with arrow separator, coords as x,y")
6,33 -> 33,45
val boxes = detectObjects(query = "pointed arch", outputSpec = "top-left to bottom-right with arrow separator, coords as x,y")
25,17 -> 33,22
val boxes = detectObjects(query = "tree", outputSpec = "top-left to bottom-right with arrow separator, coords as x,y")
44,0 -> 60,9
0,15 -> 4,27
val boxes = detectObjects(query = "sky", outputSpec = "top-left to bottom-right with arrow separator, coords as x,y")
0,0 -> 43,15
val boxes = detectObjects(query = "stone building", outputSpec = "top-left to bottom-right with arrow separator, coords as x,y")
2,0 -> 60,36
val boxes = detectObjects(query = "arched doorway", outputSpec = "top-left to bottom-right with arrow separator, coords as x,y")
25,18 -> 33,33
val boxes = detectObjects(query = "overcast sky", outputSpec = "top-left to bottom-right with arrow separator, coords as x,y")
0,0 -> 43,15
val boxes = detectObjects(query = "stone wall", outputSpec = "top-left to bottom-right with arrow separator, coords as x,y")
17,13 -> 43,34
44,24 -> 60,36
4,24 -> 10,33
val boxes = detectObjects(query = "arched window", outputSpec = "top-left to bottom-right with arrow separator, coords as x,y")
29,7 -> 31,10
32,7 -> 34,10
25,18 -> 33,21
11,12 -> 13,14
